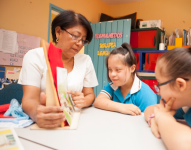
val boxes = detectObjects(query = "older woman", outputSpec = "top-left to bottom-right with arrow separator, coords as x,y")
19,10 -> 98,128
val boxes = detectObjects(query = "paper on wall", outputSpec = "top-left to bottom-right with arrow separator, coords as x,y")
6,67 -> 21,79
0,31 -> 40,66
0,29 -> 18,54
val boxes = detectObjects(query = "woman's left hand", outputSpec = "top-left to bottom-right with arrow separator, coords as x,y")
154,98 -> 176,124
67,91 -> 86,109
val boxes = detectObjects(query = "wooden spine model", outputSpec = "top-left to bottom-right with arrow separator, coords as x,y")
30,39 -> 80,130
40,39 -> 64,127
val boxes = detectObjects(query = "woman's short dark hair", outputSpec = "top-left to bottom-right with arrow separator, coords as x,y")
105,42 -> 137,82
51,10 -> 93,43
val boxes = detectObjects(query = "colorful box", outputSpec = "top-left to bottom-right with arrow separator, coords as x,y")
167,38 -> 183,50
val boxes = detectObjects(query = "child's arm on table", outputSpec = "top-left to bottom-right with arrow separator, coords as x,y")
94,93 -> 141,116
144,104 -> 161,138
154,100 -> 191,150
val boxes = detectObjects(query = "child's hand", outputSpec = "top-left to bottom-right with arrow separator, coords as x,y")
150,118 -> 161,139
154,98 -> 176,124
118,104 -> 141,116
67,91 -> 86,109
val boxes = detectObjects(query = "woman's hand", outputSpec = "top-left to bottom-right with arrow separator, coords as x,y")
154,98 -> 176,124
67,91 -> 86,109
36,92 -> 65,128
118,104 -> 142,116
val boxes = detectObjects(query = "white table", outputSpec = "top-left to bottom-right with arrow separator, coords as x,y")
15,107 -> 166,150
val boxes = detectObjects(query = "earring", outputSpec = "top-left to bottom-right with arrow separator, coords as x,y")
56,37 -> 59,43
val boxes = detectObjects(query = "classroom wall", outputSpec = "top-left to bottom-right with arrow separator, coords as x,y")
1,0 -> 190,79
108,0 -> 191,36
0,0 -> 109,78
0,0 -> 109,41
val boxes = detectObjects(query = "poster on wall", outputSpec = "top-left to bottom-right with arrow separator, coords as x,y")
0,32 -> 40,66
84,19 -> 131,96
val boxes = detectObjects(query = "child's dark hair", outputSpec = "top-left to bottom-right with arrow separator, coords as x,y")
105,42 -> 137,82
157,47 -> 191,86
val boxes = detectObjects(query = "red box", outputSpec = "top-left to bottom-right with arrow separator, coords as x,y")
145,53 -> 165,71
142,79 -> 158,93
134,52 -> 140,70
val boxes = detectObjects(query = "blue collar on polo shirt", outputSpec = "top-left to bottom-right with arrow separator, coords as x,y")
110,74 -> 142,102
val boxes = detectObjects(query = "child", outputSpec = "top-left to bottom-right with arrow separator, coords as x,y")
94,43 -> 157,115
144,47 -> 191,150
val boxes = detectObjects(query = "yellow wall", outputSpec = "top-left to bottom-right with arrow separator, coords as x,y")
108,0 -> 191,35
0,0 -> 109,41
1,0 -> 190,78
0,0 -> 109,78
1,0 -> 190,47
1,0 -> 190,45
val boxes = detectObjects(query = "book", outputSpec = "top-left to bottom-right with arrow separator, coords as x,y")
188,28 -> 191,45
57,67 -> 75,126
183,29 -> 187,46
0,128 -> 24,150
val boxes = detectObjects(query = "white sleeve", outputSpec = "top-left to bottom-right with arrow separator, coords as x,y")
18,49 -> 43,88
83,55 -> 98,87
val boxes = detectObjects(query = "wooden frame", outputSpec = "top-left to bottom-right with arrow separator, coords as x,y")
47,3 -> 64,42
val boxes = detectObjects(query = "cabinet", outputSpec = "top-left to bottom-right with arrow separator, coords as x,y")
134,52 -> 140,70
130,28 -> 164,50
145,53 -> 165,71
134,50 -> 167,94
134,50 -> 167,73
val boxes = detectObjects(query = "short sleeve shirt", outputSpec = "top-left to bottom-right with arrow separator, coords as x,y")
174,107 -> 191,127
18,47 -> 98,93
100,75 -> 157,112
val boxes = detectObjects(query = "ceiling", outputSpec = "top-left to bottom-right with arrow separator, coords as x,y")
101,0 -> 146,5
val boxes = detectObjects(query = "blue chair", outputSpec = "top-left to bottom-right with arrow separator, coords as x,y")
0,83 -> 23,105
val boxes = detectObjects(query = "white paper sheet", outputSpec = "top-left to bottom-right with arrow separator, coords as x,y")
0,29 -> 18,54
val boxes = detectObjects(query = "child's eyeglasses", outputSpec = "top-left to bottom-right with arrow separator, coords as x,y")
154,78 -> 189,93
61,28 -> 89,46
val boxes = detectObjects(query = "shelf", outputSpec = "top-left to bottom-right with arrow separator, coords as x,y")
137,72 -> 155,77
133,50 -> 168,53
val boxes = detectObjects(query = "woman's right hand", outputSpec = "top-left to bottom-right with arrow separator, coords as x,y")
118,104 -> 142,116
35,92 -> 66,128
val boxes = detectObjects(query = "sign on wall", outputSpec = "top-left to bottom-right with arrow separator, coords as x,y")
0,33 -> 40,66
85,19 -> 131,96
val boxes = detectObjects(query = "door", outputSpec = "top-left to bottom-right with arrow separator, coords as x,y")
145,53 -> 165,71
138,30 -> 157,48
130,31 -> 139,48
